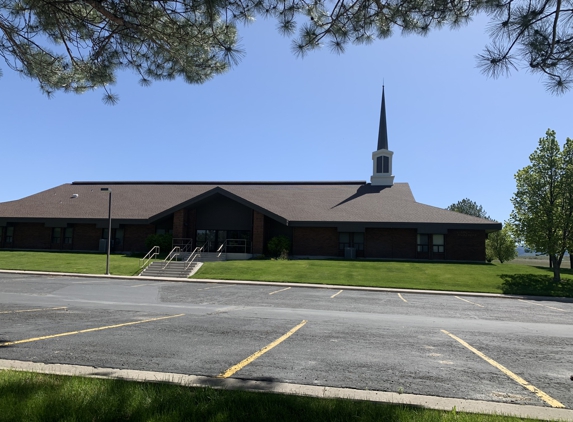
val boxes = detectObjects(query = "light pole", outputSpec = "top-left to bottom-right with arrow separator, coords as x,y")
101,188 -> 112,275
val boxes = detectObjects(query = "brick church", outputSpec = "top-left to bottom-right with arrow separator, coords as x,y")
0,89 -> 500,261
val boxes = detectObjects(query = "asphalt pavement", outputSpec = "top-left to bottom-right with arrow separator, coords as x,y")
0,270 -> 572,421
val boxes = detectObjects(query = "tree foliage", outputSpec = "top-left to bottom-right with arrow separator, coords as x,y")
144,233 -> 173,253
267,235 -> 291,259
486,224 -> 517,263
510,129 -> 573,282
1,0 -> 572,102
447,198 -> 491,220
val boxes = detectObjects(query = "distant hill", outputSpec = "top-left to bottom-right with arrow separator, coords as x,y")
516,246 -> 570,257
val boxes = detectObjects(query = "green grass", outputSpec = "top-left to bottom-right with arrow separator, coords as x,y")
0,370 -> 537,422
193,259 -> 573,297
0,251 -> 143,276
0,251 -> 571,297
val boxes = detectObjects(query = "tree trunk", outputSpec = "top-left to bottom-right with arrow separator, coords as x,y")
549,256 -> 553,268
552,255 -> 561,283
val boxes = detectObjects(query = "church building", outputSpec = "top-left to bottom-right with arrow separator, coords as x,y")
0,89 -> 500,261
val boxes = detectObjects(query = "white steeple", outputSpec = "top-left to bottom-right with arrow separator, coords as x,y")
370,86 -> 394,186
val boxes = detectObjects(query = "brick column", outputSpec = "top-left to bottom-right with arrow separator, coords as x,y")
173,209 -> 186,239
252,211 -> 265,255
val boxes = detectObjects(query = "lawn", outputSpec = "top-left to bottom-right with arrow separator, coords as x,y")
0,251 -> 572,297
193,259 -> 573,297
0,251 -> 142,276
0,370 -> 537,422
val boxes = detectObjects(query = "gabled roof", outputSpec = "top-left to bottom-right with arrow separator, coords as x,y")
0,181 -> 500,231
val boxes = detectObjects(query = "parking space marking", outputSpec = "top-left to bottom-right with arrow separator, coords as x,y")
0,306 -> 67,314
197,285 -> 233,291
330,290 -> 343,299
269,287 -> 291,295
0,314 -> 185,347
518,299 -> 567,312
130,283 -> 158,288
441,329 -> 565,408
454,296 -> 484,308
217,320 -> 307,379
398,293 -> 407,303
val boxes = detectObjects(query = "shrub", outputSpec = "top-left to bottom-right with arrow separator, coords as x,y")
267,236 -> 291,259
144,233 -> 173,253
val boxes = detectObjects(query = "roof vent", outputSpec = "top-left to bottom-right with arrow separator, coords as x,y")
71,194 -> 79,199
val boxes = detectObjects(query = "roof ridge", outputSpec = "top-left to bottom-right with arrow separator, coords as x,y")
71,181 -> 368,186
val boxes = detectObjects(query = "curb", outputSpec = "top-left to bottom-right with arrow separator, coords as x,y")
1,359 -> 571,421
1,269 -> 572,302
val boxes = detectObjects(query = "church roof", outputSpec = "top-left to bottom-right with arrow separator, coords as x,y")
0,181 -> 500,231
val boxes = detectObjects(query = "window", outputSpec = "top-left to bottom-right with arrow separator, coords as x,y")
339,232 -> 364,251
5,227 -> 13,243
417,234 -> 429,252
376,156 -> 390,174
432,234 -> 445,253
52,228 -> 61,244
64,227 -> 73,244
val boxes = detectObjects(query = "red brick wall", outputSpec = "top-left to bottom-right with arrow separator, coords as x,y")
173,209 -> 185,239
252,211 -> 265,255
365,228 -> 417,259
446,230 -> 486,261
74,224 -> 101,251
123,224 -> 155,253
12,223 -> 51,249
292,227 -> 338,256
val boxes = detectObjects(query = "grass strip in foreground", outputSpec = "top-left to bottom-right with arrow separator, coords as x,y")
0,370 -> 536,422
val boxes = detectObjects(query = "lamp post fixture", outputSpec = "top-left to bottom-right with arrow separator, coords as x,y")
101,188 -> 112,275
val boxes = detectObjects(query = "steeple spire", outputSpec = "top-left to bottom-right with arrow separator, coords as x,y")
377,85 -> 388,150
370,85 -> 394,187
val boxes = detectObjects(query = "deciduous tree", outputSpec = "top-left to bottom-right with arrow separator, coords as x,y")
510,129 -> 573,283
486,224 -> 517,263
1,0 -> 572,102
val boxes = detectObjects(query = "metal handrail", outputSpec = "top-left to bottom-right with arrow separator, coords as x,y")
162,246 -> 180,270
172,238 -> 194,253
225,239 -> 250,254
183,244 -> 205,271
139,246 -> 160,269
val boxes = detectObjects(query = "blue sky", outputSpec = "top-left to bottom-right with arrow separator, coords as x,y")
1,14 -> 571,223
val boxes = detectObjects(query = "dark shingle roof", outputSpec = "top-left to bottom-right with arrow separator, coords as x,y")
0,181 -> 500,229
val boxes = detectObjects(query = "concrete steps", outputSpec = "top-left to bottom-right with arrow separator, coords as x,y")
139,261 -> 199,278
139,252 -> 225,278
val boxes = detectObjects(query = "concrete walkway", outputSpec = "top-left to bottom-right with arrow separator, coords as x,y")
1,359 -> 572,421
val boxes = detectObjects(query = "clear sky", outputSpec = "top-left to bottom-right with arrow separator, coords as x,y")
1,14 -> 571,223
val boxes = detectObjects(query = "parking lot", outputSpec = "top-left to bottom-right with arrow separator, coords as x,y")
0,273 -> 572,410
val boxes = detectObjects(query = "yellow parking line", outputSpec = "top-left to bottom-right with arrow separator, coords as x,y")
518,299 -> 567,312
398,293 -> 407,303
454,296 -> 484,308
330,290 -> 343,299
0,314 -> 185,347
269,287 -> 291,295
0,307 -> 67,314
217,320 -> 307,378
441,329 -> 565,408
